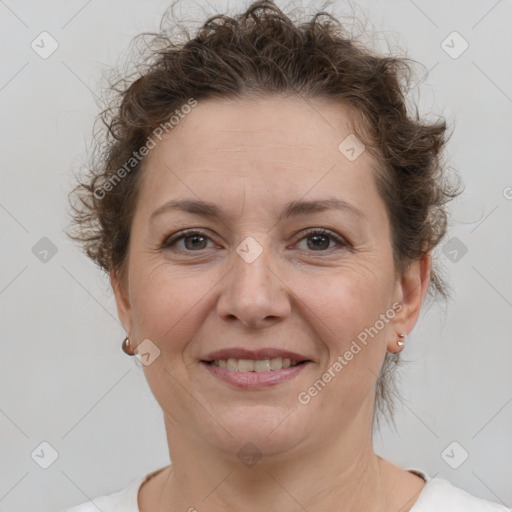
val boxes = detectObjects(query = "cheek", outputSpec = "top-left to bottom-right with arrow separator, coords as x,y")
303,272 -> 392,416
128,260 -> 232,361
297,266 -> 394,383
128,265 -> 199,343
302,261 -> 392,329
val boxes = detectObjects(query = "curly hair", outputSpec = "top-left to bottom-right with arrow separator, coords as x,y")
66,0 -> 462,432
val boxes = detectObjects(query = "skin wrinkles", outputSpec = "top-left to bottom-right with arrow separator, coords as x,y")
110,95 -> 430,512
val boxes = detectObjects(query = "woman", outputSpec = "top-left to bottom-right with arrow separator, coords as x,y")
64,1 -> 509,510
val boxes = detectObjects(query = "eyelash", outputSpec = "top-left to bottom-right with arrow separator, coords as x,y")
161,228 -> 350,254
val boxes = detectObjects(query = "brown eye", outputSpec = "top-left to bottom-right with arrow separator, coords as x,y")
162,229 -> 212,251
295,229 -> 348,252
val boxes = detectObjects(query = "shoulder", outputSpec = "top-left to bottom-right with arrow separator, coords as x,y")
62,474 -> 147,512
412,476 -> 510,511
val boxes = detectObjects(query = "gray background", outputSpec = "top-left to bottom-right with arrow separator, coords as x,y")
1,0 -> 511,510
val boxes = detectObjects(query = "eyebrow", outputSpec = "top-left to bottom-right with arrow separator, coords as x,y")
150,197 -> 367,223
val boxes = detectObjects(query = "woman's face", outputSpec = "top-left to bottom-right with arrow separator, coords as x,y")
111,96 -> 428,460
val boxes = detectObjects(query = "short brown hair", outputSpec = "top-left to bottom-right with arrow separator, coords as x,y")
67,0 -> 462,431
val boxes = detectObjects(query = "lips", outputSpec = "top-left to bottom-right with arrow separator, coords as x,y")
202,347 -> 311,364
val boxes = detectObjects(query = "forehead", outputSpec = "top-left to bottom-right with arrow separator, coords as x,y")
155,95 -> 362,159
137,95 -> 383,220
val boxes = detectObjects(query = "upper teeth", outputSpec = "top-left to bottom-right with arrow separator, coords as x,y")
211,358 -> 299,372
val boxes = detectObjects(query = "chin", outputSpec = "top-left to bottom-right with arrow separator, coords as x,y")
210,405 -> 310,458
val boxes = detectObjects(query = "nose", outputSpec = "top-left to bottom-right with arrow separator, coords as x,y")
216,240 -> 291,330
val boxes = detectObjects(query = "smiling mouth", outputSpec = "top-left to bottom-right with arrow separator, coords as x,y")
203,358 -> 309,372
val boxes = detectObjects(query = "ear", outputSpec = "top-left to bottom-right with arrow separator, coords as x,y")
388,252 -> 431,353
110,268 -> 132,334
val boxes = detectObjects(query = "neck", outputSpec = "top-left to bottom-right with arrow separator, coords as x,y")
145,415 -> 395,512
